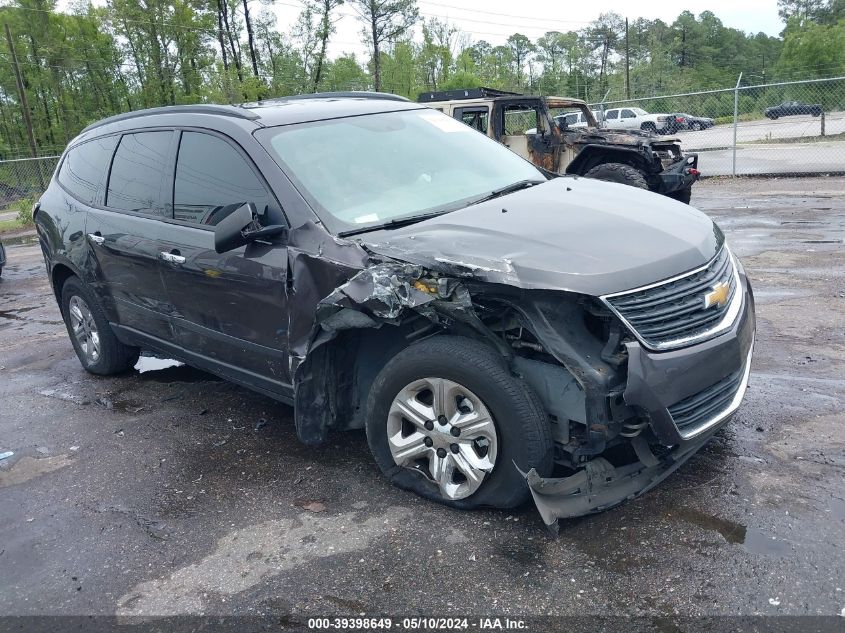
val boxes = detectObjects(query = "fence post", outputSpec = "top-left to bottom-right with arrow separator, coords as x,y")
821,110 -> 825,137
732,72 -> 742,178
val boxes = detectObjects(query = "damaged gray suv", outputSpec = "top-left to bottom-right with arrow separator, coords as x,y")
35,92 -> 755,527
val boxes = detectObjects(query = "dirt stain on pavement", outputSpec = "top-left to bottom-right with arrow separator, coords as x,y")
116,506 -> 410,616
0,454 -> 73,487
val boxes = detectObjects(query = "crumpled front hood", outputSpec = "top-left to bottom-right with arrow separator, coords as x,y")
572,129 -> 681,146
359,177 -> 722,296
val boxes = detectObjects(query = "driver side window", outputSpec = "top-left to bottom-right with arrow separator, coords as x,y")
503,106 -> 539,135
173,132 -> 279,227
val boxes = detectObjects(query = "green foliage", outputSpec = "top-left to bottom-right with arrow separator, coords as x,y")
0,0 -> 843,159
14,196 -> 36,226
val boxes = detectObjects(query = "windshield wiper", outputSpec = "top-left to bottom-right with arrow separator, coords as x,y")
338,210 -> 451,237
468,179 -> 546,206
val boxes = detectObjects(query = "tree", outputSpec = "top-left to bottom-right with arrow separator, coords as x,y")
505,33 -> 535,88
310,0 -> 344,90
585,13 -> 625,95
350,0 -> 418,91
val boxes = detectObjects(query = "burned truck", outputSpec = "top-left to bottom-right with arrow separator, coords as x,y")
419,87 -> 700,203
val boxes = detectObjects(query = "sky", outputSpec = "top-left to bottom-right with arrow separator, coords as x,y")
270,0 -> 784,60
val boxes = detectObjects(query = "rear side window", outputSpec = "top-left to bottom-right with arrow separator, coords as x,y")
173,132 -> 276,226
57,136 -> 118,205
106,131 -> 172,217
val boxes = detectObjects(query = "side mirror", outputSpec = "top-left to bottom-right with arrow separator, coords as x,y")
213,202 -> 288,253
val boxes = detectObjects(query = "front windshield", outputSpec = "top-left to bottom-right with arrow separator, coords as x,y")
257,108 -> 544,234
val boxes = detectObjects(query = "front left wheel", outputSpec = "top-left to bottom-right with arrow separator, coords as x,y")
366,336 -> 554,510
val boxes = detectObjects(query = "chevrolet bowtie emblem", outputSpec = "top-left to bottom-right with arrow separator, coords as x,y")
704,281 -> 730,309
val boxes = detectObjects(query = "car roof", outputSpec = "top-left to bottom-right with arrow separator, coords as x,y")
73,93 -> 425,144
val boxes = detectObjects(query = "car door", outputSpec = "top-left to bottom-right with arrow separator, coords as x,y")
620,109 -> 637,129
157,130 -> 291,391
604,109 -> 620,129
85,130 -> 176,340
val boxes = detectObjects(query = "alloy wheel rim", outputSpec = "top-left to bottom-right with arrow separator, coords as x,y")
386,377 -> 498,500
68,295 -> 100,364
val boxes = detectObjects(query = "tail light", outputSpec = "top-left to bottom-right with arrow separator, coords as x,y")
686,168 -> 700,177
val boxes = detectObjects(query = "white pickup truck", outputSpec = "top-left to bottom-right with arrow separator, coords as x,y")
601,107 -> 672,134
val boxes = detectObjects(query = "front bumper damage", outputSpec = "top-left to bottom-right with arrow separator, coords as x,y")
657,153 -> 699,194
522,430 -> 717,528
522,270 -> 755,528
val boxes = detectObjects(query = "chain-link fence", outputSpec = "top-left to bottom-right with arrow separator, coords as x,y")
0,156 -> 60,212
590,76 -> 845,177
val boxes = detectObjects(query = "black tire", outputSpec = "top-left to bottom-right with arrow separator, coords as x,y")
584,162 -> 649,190
61,276 -> 140,375
667,187 -> 692,204
691,121 -> 702,131
641,122 -> 657,133
366,336 -> 554,510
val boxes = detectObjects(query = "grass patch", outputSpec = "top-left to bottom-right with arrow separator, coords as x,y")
0,217 -> 26,233
0,196 -> 37,234
713,113 -> 762,125
740,131 -> 845,145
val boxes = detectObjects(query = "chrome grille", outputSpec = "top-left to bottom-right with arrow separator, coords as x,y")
668,368 -> 743,435
603,247 -> 737,349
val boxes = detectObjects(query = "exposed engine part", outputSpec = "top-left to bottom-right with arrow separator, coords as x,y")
619,419 -> 649,438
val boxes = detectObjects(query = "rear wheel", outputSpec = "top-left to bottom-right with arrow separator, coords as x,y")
585,162 -> 649,191
641,122 -> 657,134
668,187 -> 692,204
61,277 -> 140,375
691,121 -> 702,131
366,336 -> 554,509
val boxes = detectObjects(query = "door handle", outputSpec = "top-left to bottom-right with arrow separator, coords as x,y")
160,251 -> 186,264
87,232 -> 105,245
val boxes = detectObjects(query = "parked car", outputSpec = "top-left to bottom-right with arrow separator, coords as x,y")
0,238 -> 5,276
553,110 -> 598,129
419,88 -> 699,203
602,107 -> 673,134
668,113 -> 715,132
764,101 -> 822,119
34,93 -> 755,526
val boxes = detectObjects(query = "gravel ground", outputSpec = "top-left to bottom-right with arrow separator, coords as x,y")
0,177 -> 843,627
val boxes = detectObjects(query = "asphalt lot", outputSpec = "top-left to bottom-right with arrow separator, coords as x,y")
671,113 -> 845,176
680,112 -> 845,150
697,142 -> 845,176
0,178 -> 844,624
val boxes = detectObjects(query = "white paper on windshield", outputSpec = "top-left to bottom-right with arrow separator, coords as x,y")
353,213 -> 379,224
418,111 -> 472,133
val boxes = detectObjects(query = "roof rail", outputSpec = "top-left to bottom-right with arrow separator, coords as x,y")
253,91 -> 410,105
416,87 -> 522,103
79,104 -> 260,134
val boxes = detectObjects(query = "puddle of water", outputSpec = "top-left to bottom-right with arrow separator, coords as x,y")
0,306 -> 38,320
742,528 -> 792,556
672,507 -> 790,557
673,507 -> 746,544
134,356 -> 218,383
95,394 -> 145,413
